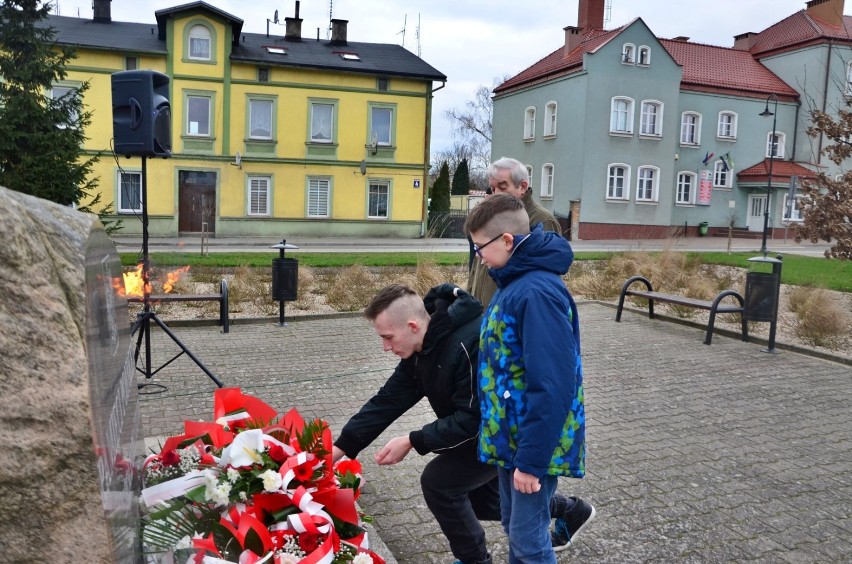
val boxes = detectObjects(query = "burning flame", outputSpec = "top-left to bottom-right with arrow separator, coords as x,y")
113,264 -> 191,297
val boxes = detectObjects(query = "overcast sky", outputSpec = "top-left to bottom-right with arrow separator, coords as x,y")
58,0 -> 815,154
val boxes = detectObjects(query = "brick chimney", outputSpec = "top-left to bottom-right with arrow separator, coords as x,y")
92,0 -> 111,23
733,31 -> 759,50
285,1 -> 302,41
806,0 -> 845,26
564,0 -> 606,56
330,19 -> 348,46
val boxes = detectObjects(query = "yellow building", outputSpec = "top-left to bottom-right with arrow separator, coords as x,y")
50,0 -> 445,237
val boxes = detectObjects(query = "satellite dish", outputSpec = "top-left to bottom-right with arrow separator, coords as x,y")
232,151 -> 242,168
273,9 -> 279,24
360,159 -> 367,175
370,132 -> 379,155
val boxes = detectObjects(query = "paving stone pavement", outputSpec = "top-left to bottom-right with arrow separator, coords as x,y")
137,303 -> 852,563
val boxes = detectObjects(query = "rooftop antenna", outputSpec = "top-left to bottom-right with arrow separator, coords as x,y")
604,0 -> 612,26
397,14 -> 407,47
327,0 -> 333,39
54,0 -> 59,15
416,13 -> 421,57
266,9 -> 279,37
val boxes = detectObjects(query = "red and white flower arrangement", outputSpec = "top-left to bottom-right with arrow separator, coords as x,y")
141,387 -> 383,564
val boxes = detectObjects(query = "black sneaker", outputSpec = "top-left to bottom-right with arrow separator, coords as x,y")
551,498 -> 596,552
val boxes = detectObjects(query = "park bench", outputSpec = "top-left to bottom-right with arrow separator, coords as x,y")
615,275 -> 748,345
128,279 -> 229,333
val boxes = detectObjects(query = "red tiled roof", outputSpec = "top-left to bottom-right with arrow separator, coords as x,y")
493,28 -> 622,94
660,40 -> 798,100
737,159 -> 820,183
494,23 -> 798,101
749,10 -> 852,56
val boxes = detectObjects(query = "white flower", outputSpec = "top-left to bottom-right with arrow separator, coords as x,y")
219,429 -> 265,468
227,468 -> 240,483
239,491 -> 248,501
260,469 -> 283,492
174,535 -> 192,550
352,554 -> 374,564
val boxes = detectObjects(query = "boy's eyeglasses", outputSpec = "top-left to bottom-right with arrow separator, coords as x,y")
473,233 -> 503,257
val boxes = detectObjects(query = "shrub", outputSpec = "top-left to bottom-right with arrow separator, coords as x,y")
325,265 -> 378,311
792,288 -> 850,349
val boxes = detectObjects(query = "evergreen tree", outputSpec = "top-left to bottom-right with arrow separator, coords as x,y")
451,158 -> 470,196
428,161 -> 451,217
0,0 -> 105,216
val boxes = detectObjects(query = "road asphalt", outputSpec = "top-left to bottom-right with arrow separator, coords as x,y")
112,233 -> 833,257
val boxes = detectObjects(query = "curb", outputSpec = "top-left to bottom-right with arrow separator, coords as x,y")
593,300 -> 852,367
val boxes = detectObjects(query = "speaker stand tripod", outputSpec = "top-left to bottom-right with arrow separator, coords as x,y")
131,156 -> 224,392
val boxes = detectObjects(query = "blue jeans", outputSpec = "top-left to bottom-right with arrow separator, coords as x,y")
498,467 -> 558,564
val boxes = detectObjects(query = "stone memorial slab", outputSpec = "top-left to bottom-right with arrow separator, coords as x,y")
0,186 -> 142,562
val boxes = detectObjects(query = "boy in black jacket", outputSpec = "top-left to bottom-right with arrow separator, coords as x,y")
332,283 -> 498,564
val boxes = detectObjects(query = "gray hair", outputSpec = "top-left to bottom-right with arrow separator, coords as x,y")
487,157 -> 529,189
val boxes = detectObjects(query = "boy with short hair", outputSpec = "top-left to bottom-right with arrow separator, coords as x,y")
464,194 -> 593,563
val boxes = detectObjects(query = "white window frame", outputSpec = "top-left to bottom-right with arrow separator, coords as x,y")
636,166 -> 660,202
311,102 -> 335,143
540,163 -> 554,198
766,131 -> 786,158
248,98 -> 273,140
367,180 -> 390,219
676,171 -> 696,205
307,178 -> 330,217
525,165 -> 534,191
640,100 -> 663,137
846,61 -> 852,96
622,43 -> 635,64
638,45 -> 651,66
607,164 -> 630,201
117,170 -> 142,213
713,160 -> 732,188
543,101 -> 557,137
718,111 -> 738,139
247,176 -> 271,216
783,193 -> 804,222
610,97 -> 634,134
51,84 -> 79,127
524,106 -> 536,140
186,94 -> 211,136
680,112 -> 701,145
188,24 -> 212,61
370,106 -> 393,146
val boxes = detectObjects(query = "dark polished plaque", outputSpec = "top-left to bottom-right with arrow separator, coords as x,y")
84,226 -> 143,562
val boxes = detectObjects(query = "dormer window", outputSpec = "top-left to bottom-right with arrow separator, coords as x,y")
188,24 -> 211,60
338,52 -> 361,61
622,43 -> 635,64
264,46 -> 287,55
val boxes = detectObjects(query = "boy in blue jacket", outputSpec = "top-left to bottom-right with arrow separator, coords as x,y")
464,194 -> 594,563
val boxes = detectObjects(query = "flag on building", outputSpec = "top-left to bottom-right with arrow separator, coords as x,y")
720,152 -> 734,171
702,151 -> 714,166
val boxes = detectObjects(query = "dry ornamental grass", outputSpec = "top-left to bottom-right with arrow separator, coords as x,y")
128,254 -> 851,359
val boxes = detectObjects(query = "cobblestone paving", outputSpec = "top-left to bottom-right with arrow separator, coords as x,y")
139,303 -> 852,563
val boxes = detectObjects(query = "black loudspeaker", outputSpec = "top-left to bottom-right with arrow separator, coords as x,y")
112,70 -> 172,158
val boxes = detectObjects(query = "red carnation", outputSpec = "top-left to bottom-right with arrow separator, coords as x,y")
335,459 -> 362,476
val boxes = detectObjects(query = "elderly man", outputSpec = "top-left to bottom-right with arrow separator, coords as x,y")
467,157 -> 562,308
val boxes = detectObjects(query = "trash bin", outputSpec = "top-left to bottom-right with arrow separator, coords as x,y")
271,238 -> 299,326
698,221 -> 709,236
744,255 -> 783,352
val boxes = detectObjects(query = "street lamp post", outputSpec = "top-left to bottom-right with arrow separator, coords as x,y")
759,94 -> 778,257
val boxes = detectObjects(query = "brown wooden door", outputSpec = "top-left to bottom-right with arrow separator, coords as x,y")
178,171 -> 216,233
